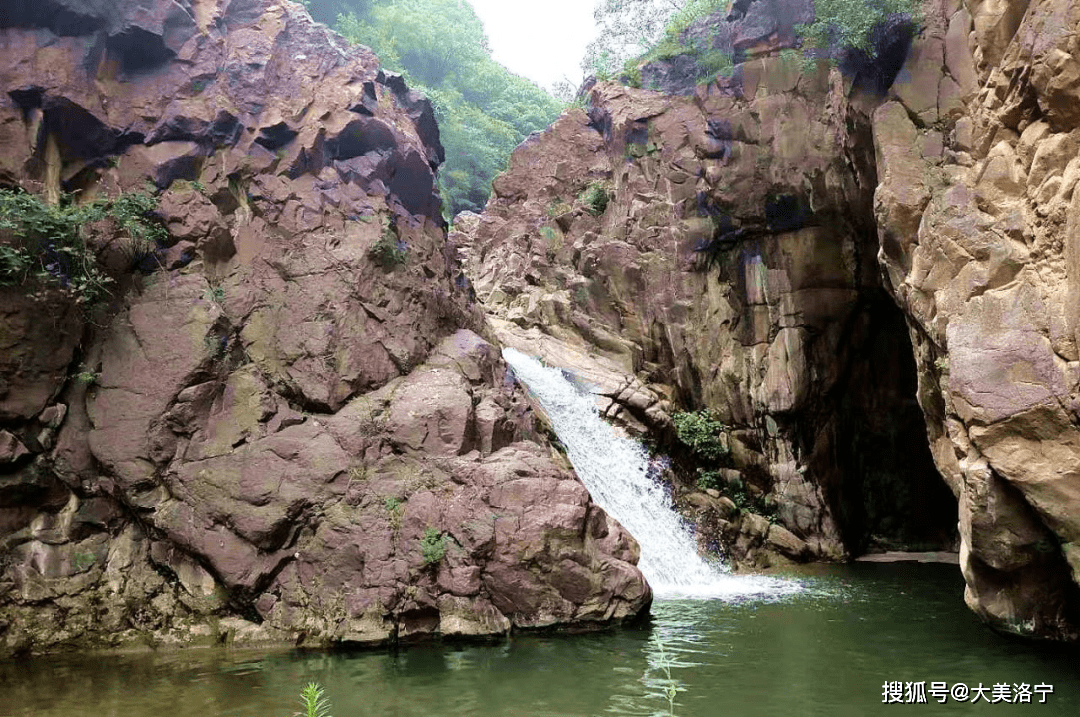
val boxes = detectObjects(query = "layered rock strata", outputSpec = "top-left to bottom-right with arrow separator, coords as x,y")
0,0 -> 649,656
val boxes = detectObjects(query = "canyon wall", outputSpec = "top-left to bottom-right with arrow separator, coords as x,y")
459,0 -> 955,568
873,0 -> 1080,638
0,0 -> 649,656
463,0 -> 1080,637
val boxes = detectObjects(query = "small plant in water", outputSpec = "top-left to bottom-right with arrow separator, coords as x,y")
296,682 -> 332,717
653,634 -> 685,716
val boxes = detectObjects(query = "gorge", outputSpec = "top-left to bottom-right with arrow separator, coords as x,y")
1,0 -> 1080,686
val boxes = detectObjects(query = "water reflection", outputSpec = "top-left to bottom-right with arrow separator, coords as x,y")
2,564 -> 1079,717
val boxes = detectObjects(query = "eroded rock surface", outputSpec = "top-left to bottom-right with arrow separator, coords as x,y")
462,0 -> 1080,638
0,0 -> 649,656
872,0 -> 1080,638
460,2 -> 955,567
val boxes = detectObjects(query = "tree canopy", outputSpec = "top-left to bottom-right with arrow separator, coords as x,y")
583,0 -> 724,77
306,0 -> 564,218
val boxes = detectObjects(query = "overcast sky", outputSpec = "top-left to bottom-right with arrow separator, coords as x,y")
466,0 -> 597,92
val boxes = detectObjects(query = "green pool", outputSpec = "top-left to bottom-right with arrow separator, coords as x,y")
2,562 -> 1076,717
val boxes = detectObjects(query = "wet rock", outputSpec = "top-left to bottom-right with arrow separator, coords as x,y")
766,524 -> 809,560
0,0 -> 649,655
461,14 -> 952,569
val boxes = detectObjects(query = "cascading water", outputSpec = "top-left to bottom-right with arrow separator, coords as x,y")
503,347 -> 799,600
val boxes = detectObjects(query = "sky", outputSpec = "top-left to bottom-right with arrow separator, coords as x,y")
465,0 -> 597,93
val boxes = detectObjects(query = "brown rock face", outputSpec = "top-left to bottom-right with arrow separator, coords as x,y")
0,0 -> 648,655
872,0 -> 1080,639
460,0 -> 1080,639
461,4 -> 955,566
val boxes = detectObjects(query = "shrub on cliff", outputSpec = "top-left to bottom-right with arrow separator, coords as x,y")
797,0 -> 919,61
579,181 -> 612,217
420,527 -> 447,566
672,409 -> 729,462
367,216 -> 407,269
0,189 -> 166,307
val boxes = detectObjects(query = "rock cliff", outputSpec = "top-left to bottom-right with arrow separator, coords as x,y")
873,0 -> 1080,638
462,0 -> 1080,638
0,0 -> 649,656
459,0 -> 956,567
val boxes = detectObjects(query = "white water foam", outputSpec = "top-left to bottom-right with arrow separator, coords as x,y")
503,347 -> 800,600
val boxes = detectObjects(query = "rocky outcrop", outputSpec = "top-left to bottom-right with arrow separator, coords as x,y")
462,0 -> 1080,639
459,1 -> 956,566
0,0 -> 649,656
872,0 -> 1080,638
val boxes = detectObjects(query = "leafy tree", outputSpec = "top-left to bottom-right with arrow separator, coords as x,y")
797,0 -> 919,61
329,1 -> 564,217
584,0 -> 724,77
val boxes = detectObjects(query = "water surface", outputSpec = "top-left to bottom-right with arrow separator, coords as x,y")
3,562 -> 1077,717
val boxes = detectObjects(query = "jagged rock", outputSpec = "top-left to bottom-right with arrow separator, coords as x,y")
873,0 -> 1080,638
0,0 -> 649,656
0,431 -> 29,464
767,524 -> 809,560
461,2 -> 954,569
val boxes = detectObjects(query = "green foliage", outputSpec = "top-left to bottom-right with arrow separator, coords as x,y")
71,552 -> 96,572
695,47 -> 734,81
384,496 -> 404,531
420,527 -> 446,566
73,369 -> 99,385
695,469 -> 724,492
0,189 -> 166,307
578,182 -> 611,217
367,218 -> 407,269
672,409 -> 729,462
333,1 -> 563,216
546,198 -> 572,218
796,0 -> 920,60
586,0 -> 726,78
297,682 -> 332,717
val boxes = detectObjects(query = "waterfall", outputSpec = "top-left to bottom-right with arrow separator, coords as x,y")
503,348 -> 799,600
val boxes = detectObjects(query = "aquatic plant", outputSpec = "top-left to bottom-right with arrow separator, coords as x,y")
296,682 -> 332,717
653,633 -> 685,716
